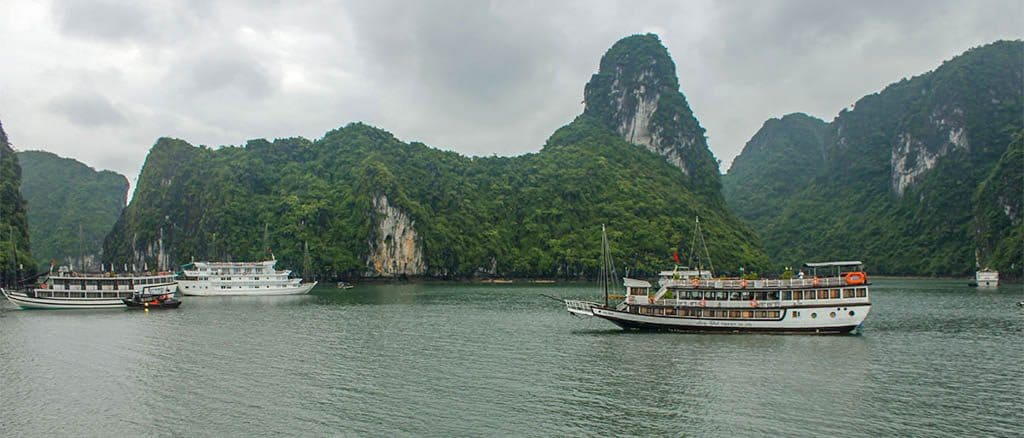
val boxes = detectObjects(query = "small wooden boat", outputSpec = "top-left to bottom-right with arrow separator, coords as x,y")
336,281 -> 354,289
123,291 -> 181,310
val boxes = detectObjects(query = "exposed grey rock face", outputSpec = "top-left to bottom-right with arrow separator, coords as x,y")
582,34 -> 721,193
890,107 -> 969,197
366,194 -> 425,277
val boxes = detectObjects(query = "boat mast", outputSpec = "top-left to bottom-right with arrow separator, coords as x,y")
601,225 -> 608,307
600,224 -> 619,307
687,216 -> 715,278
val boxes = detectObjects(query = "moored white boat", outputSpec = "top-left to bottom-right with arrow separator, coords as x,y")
2,271 -> 177,310
177,259 -> 315,296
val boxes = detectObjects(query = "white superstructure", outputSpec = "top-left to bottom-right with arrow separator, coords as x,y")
177,260 -> 315,296
975,269 -> 999,287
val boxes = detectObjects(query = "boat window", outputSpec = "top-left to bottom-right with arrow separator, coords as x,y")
87,292 -> 100,298
715,291 -> 727,300
830,289 -> 840,299
849,310 -> 856,317
829,312 -> 836,318
792,311 -> 800,318
856,288 -> 867,297
742,311 -> 753,318
741,291 -> 751,300
729,310 -> 741,318
811,312 -> 817,319
767,291 -> 779,300
842,289 -> 854,298
817,290 -> 829,300
755,311 -> 767,318
729,291 -> 740,300
782,290 -> 792,300
769,311 -> 780,318
792,290 -> 803,300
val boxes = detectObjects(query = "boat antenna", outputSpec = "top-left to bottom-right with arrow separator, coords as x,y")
687,216 -> 715,278
600,224 -> 619,307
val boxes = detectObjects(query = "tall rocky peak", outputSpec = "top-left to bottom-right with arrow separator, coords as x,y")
0,118 -> 36,283
583,34 -> 721,194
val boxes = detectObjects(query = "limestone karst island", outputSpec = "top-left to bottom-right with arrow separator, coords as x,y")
1,2 -> 1022,435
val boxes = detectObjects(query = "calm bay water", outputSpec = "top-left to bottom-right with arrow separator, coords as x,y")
1,278 -> 1022,436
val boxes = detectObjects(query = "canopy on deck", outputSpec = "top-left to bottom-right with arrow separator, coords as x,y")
803,261 -> 863,268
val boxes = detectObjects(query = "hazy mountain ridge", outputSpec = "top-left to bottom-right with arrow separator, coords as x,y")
17,150 -> 129,271
724,40 -> 1024,276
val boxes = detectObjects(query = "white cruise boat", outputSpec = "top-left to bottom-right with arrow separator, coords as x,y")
2,271 -> 177,309
972,269 -> 999,287
564,221 -> 871,335
177,260 -> 315,296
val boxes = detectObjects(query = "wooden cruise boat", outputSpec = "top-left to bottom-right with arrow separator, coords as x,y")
565,222 -> 871,335
177,259 -> 315,296
2,270 -> 177,310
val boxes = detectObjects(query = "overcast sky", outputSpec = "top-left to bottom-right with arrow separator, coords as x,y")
1,0 -> 1021,193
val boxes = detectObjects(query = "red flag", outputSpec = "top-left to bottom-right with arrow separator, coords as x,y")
673,250 -> 680,263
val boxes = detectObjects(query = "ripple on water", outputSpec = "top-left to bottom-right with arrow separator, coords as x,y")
1,279 -> 1022,436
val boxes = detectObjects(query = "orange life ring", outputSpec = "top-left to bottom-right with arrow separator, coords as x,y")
845,272 -> 866,285
749,299 -> 758,308
690,278 -> 700,288
812,277 -> 821,287
740,279 -> 748,288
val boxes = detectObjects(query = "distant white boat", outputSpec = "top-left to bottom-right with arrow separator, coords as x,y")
976,269 -> 999,287
970,269 -> 999,287
177,260 -> 315,296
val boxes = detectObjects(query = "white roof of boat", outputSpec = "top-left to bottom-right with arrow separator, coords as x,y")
623,278 -> 651,287
803,261 -> 863,267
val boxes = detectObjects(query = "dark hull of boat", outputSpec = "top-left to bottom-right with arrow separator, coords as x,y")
595,313 -> 860,335
123,299 -> 182,309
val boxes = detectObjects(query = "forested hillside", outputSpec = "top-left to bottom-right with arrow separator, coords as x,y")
103,34 -> 768,279
724,40 -> 1024,276
0,119 -> 36,285
18,150 -> 128,271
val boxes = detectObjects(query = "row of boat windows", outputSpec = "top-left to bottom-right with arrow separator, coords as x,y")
47,278 -> 173,290
667,288 -> 868,301
636,307 -> 782,319
36,291 -> 135,298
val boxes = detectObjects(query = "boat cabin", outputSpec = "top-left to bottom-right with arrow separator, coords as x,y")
623,278 -> 652,305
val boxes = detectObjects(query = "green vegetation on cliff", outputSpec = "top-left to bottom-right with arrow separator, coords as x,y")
104,118 -> 768,279
724,40 -> 1024,276
17,151 -> 129,270
723,113 -> 828,232
104,34 -> 768,279
972,130 -> 1023,274
0,120 -> 36,284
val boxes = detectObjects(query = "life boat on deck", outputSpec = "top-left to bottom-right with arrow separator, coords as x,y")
844,271 -> 867,285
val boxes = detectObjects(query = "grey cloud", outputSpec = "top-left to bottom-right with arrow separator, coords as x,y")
4,0 -> 1021,187
47,91 -> 127,127
52,0 -> 152,42
175,45 -> 276,100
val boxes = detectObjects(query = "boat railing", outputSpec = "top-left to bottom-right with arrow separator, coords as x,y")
662,276 -> 854,290
565,300 -> 599,313
648,296 -> 870,308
